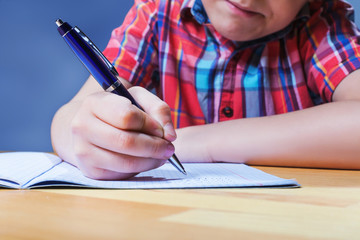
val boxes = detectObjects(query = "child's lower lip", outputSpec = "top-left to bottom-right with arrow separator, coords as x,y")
225,1 -> 258,17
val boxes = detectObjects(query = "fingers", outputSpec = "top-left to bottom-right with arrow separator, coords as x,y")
72,114 -> 175,159
129,87 -> 177,142
73,141 -> 167,180
85,92 -> 164,138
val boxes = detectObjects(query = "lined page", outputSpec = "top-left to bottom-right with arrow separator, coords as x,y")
27,161 -> 299,189
0,152 -> 61,188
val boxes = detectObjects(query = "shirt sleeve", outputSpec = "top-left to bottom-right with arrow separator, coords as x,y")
102,0 -> 159,89
300,0 -> 360,102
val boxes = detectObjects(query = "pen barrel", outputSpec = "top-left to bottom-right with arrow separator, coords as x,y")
111,84 -> 143,110
59,26 -> 116,90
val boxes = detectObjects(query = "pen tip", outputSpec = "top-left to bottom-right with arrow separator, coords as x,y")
168,154 -> 187,176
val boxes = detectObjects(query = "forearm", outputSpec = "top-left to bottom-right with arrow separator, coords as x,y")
175,101 -> 360,169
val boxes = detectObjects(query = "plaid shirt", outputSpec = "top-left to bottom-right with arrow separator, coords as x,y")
103,0 -> 360,128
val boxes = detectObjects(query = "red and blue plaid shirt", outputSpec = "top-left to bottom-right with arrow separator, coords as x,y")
103,0 -> 360,128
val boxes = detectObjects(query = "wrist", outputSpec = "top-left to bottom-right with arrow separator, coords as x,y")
173,125 -> 213,163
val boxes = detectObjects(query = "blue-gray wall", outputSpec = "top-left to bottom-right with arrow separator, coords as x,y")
0,0 -> 359,152
0,0 -> 132,151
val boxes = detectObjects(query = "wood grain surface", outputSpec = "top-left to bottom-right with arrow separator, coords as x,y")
0,166 -> 359,240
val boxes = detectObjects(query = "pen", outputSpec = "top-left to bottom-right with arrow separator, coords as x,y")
55,18 -> 186,175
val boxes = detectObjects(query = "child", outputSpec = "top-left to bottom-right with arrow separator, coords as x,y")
51,0 -> 360,180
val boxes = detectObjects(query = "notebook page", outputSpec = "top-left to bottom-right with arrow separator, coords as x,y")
27,161 -> 299,189
0,152 -> 61,188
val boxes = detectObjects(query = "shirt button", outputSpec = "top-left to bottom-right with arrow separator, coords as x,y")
222,107 -> 233,118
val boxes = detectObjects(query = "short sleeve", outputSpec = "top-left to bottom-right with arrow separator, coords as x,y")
300,0 -> 360,102
102,0 -> 159,88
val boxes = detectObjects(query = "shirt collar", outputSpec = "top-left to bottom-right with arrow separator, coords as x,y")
180,0 -> 209,24
190,0 -> 210,24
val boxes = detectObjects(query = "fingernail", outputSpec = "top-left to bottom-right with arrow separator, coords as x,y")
154,126 -> 164,138
164,144 -> 175,159
164,123 -> 177,141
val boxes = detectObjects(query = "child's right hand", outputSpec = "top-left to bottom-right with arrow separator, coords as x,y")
51,80 -> 177,180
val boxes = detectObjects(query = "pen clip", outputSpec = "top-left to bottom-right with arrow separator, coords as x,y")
74,26 -> 119,76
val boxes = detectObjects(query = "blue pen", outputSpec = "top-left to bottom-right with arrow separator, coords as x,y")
55,18 -> 186,175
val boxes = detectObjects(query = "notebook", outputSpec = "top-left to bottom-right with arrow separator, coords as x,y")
0,152 -> 299,189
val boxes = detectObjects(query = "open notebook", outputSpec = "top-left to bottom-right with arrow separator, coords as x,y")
0,152 -> 299,189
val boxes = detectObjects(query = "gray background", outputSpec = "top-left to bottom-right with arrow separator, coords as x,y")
0,0 -> 359,152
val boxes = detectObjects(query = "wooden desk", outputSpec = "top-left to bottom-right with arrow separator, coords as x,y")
0,166 -> 359,240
